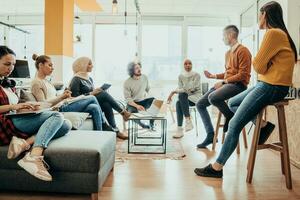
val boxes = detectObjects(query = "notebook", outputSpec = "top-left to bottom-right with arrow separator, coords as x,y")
133,99 -> 164,118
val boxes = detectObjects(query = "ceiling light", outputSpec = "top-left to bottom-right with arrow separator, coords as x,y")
112,0 -> 118,14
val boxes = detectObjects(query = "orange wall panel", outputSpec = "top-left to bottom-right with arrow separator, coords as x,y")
45,0 -> 74,56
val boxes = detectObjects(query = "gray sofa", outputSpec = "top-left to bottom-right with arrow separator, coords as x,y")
0,130 -> 116,200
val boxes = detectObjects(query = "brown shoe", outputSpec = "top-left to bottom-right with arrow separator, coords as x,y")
117,131 -> 128,140
17,152 -> 52,181
7,136 -> 31,159
121,110 -> 131,121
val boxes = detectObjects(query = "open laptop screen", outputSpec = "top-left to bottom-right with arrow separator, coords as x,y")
9,60 -> 30,78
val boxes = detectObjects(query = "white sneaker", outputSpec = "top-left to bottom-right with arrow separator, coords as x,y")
7,136 -> 30,159
185,118 -> 194,132
173,127 -> 184,138
18,152 -> 52,181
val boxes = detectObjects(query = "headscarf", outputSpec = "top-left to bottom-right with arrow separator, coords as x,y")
72,57 -> 91,80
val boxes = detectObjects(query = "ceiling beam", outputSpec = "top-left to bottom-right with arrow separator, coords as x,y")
74,0 -> 103,12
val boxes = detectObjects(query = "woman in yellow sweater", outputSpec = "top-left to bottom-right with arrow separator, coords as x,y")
195,1 -> 298,178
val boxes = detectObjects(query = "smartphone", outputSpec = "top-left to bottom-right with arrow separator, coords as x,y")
100,83 -> 111,91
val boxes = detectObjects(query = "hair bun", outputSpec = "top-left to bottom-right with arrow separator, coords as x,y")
32,54 -> 39,61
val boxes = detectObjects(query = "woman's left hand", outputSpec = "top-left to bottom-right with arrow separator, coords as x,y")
90,88 -> 103,96
62,90 -> 72,99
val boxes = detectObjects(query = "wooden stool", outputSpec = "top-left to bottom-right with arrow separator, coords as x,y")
212,111 -> 248,154
246,100 -> 292,189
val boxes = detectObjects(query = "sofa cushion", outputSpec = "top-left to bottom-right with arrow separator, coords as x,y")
62,112 -> 89,129
0,131 -> 116,173
79,118 -> 94,130
19,89 -> 37,103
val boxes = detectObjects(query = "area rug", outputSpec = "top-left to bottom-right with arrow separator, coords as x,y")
115,129 -> 186,161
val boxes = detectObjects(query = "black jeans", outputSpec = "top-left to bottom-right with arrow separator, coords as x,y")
176,93 -> 195,126
127,97 -> 155,127
95,91 -> 124,129
196,82 -> 247,136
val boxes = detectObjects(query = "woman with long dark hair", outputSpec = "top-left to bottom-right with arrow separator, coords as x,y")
194,1 -> 297,178
0,46 -> 72,181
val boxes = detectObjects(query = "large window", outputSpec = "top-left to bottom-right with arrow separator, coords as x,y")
0,25 -> 4,45
240,4 -> 257,85
8,25 -> 44,78
141,25 -> 182,99
74,24 -> 93,59
94,24 -> 137,99
187,26 -> 227,85
141,25 -> 182,81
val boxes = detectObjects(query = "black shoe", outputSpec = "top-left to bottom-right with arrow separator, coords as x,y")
258,122 -> 275,145
102,123 -> 114,131
194,164 -> 223,178
196,136 -> 214,149
223,116 -> 232,133
135,120 -> 150,129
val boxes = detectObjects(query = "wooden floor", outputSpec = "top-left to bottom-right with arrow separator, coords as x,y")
1,121 -> 300,200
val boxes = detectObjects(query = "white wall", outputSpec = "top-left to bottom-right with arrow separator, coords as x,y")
286,0 -> 300,56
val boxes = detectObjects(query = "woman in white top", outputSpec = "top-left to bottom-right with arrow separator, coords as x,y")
30,54 -> 105,131
167,59 -> 202,138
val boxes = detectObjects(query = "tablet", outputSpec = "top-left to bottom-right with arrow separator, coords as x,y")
100,83 -> 111,91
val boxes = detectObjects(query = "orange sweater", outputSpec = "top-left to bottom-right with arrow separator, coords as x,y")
216,44 -> 252,86
253,28 -> 295,86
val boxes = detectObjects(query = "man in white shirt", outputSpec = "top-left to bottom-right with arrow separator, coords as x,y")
124,62 -> 154,129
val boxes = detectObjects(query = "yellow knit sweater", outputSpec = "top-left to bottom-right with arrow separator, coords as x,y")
253,28 -> 295,86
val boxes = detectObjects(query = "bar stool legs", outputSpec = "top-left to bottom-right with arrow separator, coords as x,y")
212,111 -> 248,154
246,101 -> 292,189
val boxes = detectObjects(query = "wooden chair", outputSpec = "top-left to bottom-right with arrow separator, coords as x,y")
189,106 -> 199,137
212,111 -> 248,154
246,100 -> 292,189
167,104 -> 199,137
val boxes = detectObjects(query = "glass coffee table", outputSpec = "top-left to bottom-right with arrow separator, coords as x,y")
127,115 -> 167,154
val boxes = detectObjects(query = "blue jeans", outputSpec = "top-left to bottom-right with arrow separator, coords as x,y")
59,96 -> 103,130
196,83 -> 246,137
12,111 -> 72,148
216,81 -> 289,165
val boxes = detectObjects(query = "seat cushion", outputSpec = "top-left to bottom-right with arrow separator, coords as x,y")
0,131 -> 116,173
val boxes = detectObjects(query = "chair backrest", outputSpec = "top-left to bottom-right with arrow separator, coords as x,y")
201,82 -> 209,95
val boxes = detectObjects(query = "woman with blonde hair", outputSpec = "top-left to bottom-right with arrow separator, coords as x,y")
69,57 -> 131,140
31,54 -> 105,131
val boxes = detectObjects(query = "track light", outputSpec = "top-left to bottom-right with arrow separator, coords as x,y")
112,0 -> 118,14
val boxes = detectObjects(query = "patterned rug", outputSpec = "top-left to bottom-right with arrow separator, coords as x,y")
115,129 -> 186,161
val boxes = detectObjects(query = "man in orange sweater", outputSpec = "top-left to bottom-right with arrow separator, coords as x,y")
196,25 -> 252,148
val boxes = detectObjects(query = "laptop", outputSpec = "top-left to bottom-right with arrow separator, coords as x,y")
5,102 -> 53,117
133,99 -> 164,118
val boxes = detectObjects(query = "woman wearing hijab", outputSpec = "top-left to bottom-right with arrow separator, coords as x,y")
69,57 -> 131,140
167,59 -> 202,138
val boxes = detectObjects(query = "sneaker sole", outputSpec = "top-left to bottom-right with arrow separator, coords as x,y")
194,169 -> 223,178
17,159 -> 52,182
185,127 -> 194,132
173,135 -> 184,139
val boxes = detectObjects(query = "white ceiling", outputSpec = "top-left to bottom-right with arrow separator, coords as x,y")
0,0 -> 255,17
